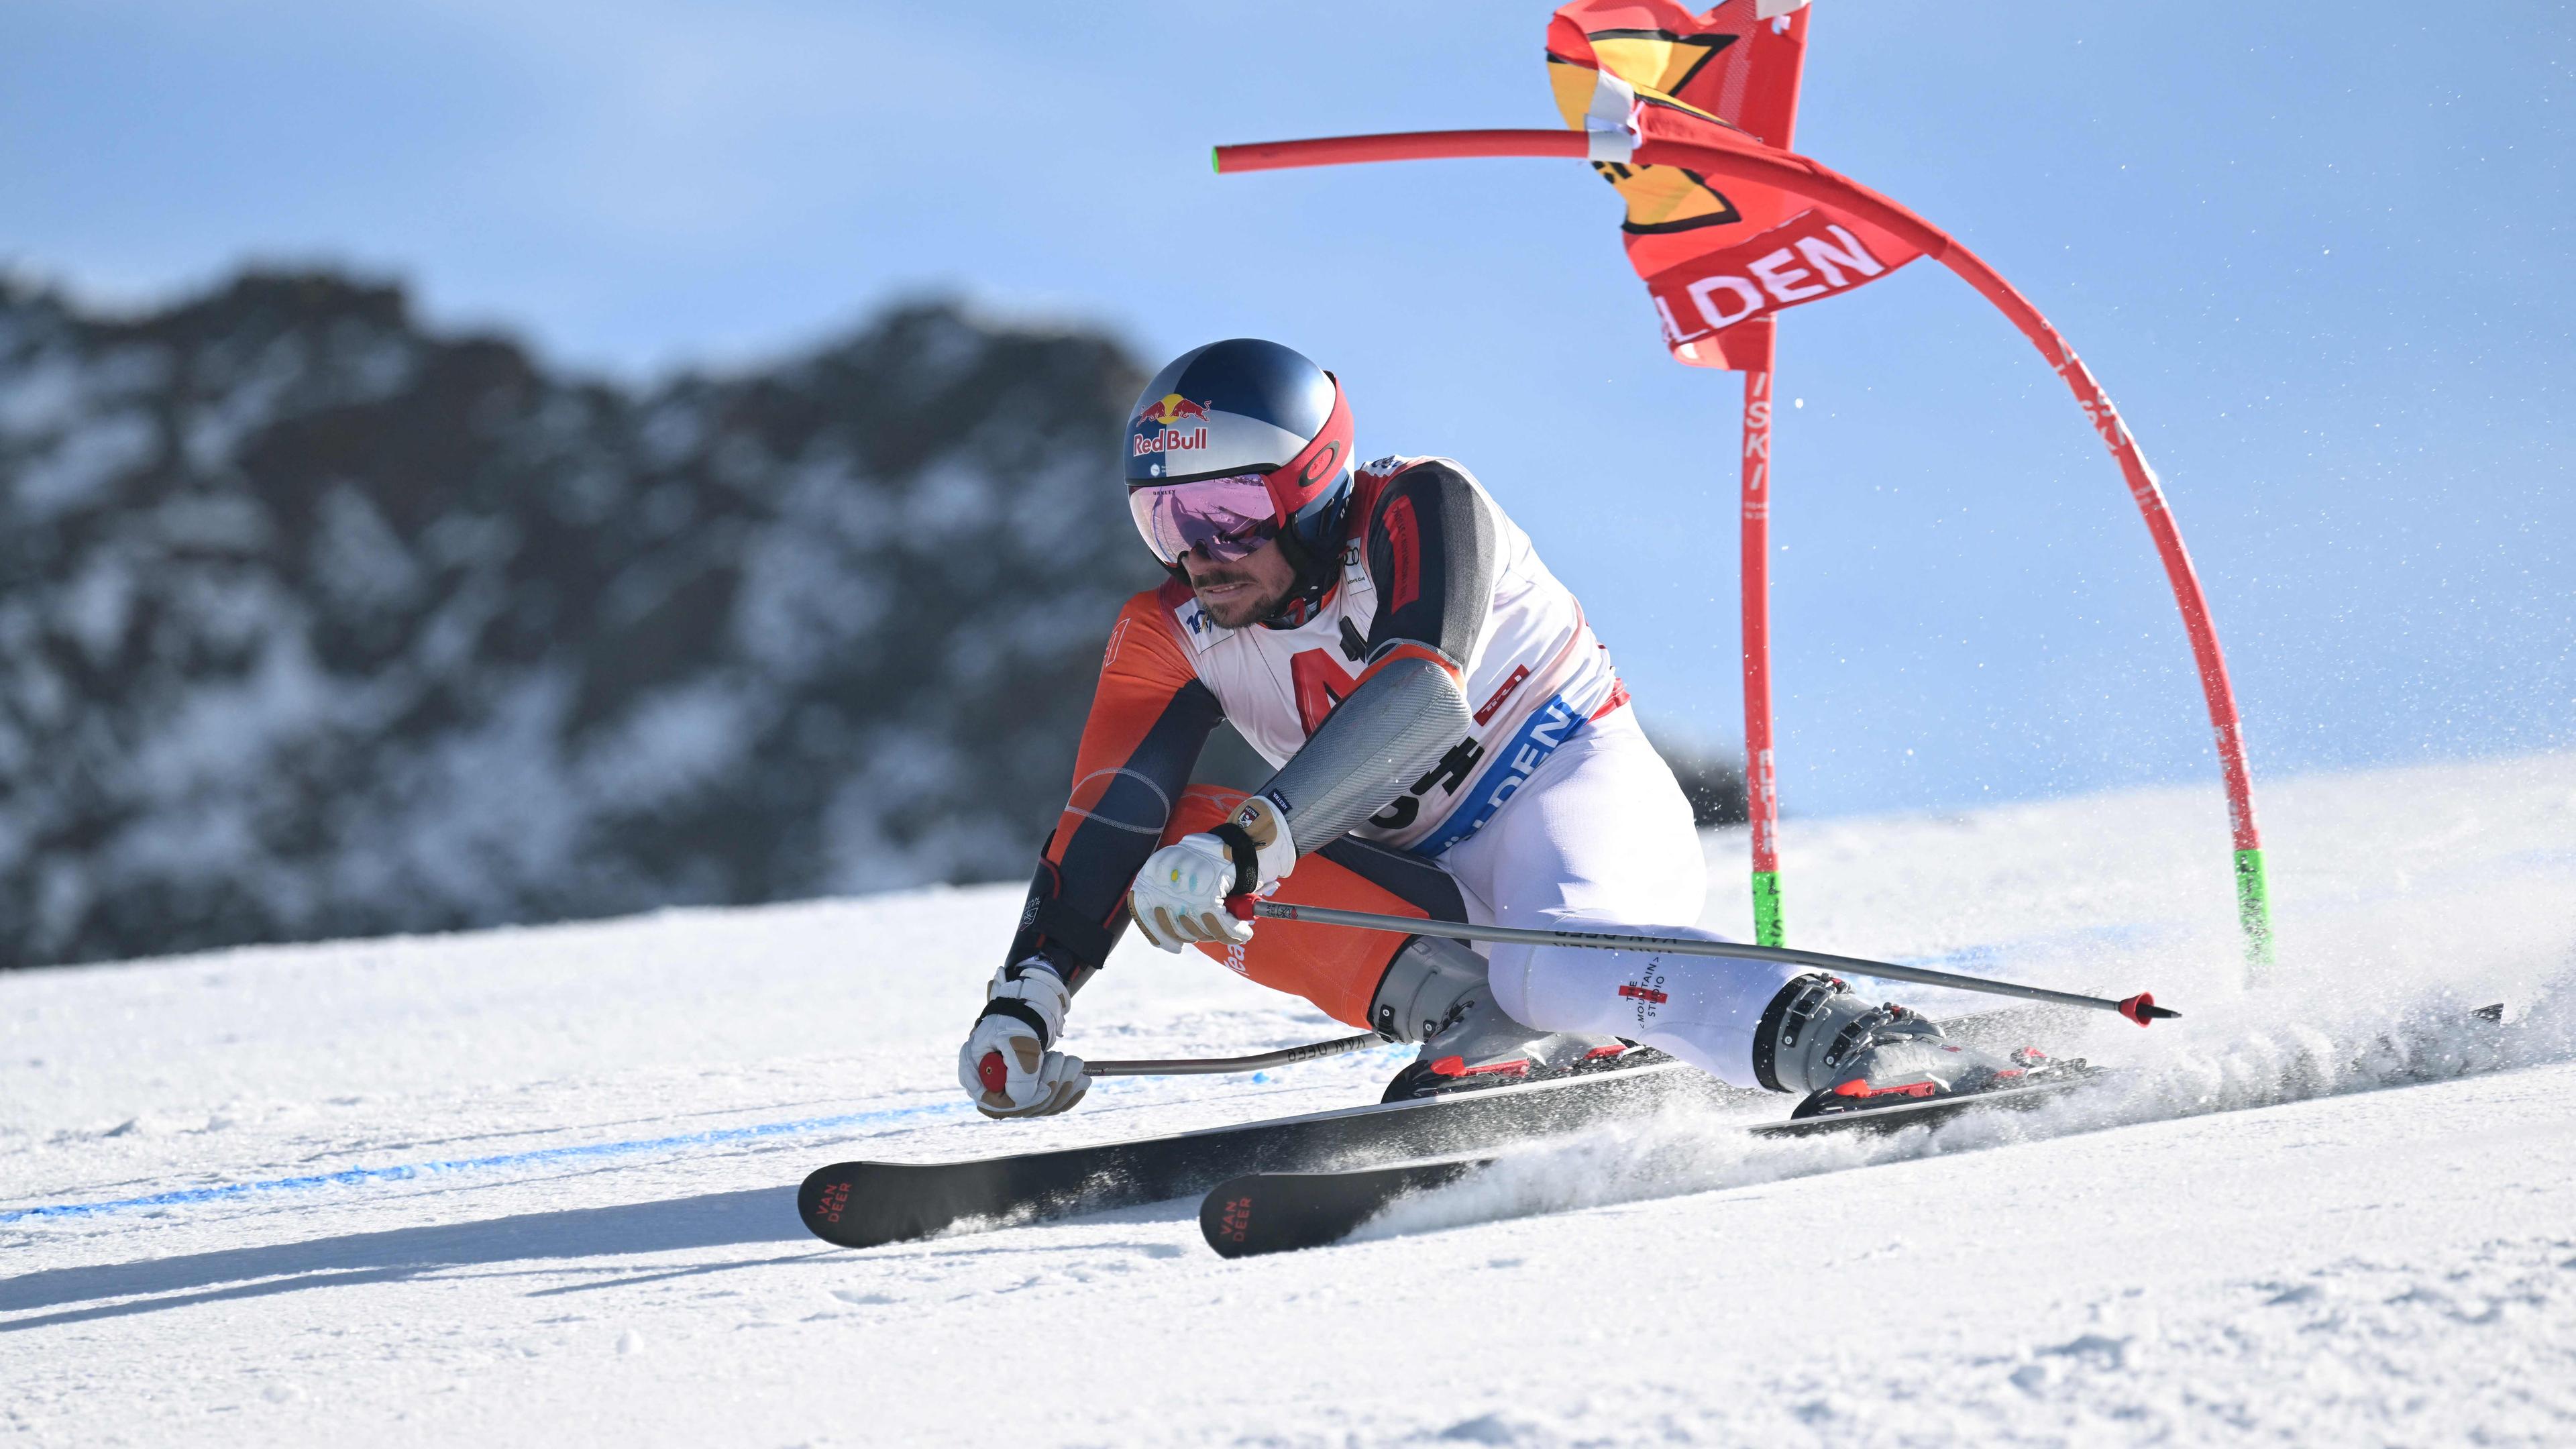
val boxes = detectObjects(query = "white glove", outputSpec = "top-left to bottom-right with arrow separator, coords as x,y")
957,960 -> 1089,1119
1128,833 -> 1254,951
1128,795 -> 1296,953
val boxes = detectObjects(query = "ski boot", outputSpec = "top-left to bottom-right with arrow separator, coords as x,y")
1754,973 -> 2058,1119
1371,934 -> 1655,1102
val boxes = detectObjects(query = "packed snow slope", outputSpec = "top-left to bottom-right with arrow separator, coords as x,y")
5,750 -> 2574,1447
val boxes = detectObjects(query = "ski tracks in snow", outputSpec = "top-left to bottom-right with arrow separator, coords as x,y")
6,751 -> 2575,1446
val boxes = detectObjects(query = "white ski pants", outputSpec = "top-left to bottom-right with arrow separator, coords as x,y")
1439,708 -> 1805,1090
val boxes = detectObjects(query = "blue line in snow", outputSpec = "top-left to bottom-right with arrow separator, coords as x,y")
1,1044 -> 1418,1226
1,1097 -> 978,1224
1,935 -> 2116,1228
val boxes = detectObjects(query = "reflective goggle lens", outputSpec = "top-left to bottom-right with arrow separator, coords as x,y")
1126,474 -> 1279,565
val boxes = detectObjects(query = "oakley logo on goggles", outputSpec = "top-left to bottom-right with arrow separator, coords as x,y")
1128,473 -> 1279,565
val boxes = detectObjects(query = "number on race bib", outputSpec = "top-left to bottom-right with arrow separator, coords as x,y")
1291,648 -> 1358,737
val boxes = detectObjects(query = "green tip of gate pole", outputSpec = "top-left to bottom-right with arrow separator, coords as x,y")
1210,148 -> 1222,174
2234,847 -> 2275,987
1751,871 -> 1784,948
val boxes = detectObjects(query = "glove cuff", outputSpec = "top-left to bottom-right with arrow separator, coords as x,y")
982,959 -> 1073,1047
975,996 -> 1054,1049
1216,794 -> 1297,889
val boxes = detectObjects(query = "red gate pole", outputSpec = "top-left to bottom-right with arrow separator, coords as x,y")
1739,339 -> 1785,947
1214,126 -> 2276,980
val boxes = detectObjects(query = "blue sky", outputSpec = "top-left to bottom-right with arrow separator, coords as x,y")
5,0 -> 2570,826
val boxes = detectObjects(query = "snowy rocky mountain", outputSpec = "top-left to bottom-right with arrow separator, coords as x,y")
0,272 -> 1183,969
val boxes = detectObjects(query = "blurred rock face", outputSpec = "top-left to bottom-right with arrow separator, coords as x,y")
0,272 -> 1160,967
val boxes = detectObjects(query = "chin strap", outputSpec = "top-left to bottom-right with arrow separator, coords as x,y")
1257,480 -> 1352,629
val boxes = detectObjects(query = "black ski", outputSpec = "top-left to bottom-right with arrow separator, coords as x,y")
1199,1067 -> 2116,1258
1201,1158 -> 1485,1256
797,1061 -> 1741,1248
1756,1063 -> 2110,1136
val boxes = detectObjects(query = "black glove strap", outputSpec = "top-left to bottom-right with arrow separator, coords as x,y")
976,997 -> 1053,1050
1208,823 -> 1261,897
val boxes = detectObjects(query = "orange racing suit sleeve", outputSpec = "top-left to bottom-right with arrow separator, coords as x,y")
1002,582 -> 1221,981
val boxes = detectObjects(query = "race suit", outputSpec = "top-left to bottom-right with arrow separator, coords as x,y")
1002,455 -> 1803,1088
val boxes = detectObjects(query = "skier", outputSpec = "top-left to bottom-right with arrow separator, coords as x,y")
958,339 -> 2014,1119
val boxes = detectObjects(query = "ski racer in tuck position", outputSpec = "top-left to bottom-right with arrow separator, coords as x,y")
959,338 -> 2015,1118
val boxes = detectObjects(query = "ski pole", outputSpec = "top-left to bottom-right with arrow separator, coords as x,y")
1081,1031 -> 1386,1078
1234,899 -> 2179,1026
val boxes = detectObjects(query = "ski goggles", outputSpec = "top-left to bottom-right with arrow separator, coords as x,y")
1126,473 -> 1280,566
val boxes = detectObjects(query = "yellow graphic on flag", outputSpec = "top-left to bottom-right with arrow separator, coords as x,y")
1548,26 -> 1743,234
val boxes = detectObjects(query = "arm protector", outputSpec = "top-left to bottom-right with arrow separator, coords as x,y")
1251,655 -> 1470,861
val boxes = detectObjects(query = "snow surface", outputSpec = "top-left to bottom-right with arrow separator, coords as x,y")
5,750 -> 2575,1446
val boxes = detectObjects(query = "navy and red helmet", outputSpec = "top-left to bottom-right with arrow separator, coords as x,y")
1124,339 -> 1354,614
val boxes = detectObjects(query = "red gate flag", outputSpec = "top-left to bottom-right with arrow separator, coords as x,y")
1547,0 -> 1921,368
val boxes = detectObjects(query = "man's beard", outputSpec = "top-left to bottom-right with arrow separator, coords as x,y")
1187,566 -> 1291,627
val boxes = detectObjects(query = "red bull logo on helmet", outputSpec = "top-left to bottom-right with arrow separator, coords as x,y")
1131,393 -> 1214,459
1130,427 -> 1209,459
1136,393 -> 1213,425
